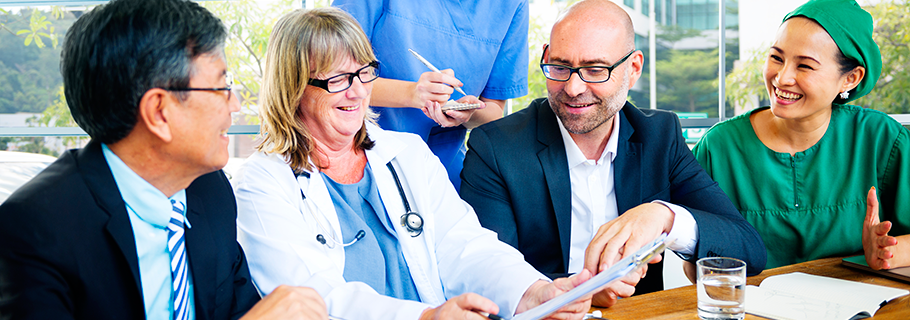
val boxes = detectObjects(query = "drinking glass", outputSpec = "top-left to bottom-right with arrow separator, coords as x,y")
697,257 -> 746,320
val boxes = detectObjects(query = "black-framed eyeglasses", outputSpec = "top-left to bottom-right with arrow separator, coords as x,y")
307,61 -> 380,93
539,44 -> 635,83
164,72 -> 234,101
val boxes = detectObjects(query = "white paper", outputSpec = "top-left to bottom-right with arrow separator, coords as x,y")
745,272 -> 908,320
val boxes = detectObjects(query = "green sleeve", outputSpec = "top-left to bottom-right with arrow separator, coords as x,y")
692,131 -> 713,178
880,127 -> 910,235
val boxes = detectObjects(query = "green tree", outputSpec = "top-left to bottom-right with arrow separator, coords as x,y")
853,0 -> 910,114
0,7 -> 74,114
725,0 -> 910,115
724,47 -> 766,115
656,49 -> 719,114
511,9 -> 554,113
202,0 -> 301,123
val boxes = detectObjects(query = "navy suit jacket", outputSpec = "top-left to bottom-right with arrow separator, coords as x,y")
0,141 -> 260,319
461,98 -> 766,294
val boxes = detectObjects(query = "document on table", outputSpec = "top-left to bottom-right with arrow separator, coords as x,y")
745,272 -> 908,320
511,234 -> 668,320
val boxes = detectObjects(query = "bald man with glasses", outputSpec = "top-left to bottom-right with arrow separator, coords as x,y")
459,0 -> 767,308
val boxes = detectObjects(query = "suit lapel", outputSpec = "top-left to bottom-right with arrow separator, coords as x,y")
184,190 -> 216,319
614,104 -> 642,214
77,141 -> 144,299
536,102 -> 573,270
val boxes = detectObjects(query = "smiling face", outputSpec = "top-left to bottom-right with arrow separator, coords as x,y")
545,2 -> 642,136
763,17 -> 856,121
170,53 -> 239,174
299,55 -> 372,147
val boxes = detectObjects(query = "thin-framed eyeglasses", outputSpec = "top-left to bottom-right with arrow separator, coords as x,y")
539,44 -> 635,83
164,72 -> 234,101
308,61 -> 380,93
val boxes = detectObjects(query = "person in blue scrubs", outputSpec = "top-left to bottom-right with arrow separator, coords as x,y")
333,0 -> 530,190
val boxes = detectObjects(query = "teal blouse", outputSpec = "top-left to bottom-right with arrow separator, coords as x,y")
693,104 -> 910,268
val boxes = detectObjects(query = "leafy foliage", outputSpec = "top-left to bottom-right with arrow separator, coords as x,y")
0,8 -> 74,114
724,0 -> 910,114
852,0 -> 910,113
656,49 -> 719,114
511,7 -> 557,113
201,0 -> 304,124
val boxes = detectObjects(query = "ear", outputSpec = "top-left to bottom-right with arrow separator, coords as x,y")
842,66 -> 866,93
540,43 -> 550,62
627,50 -> 645,87
137,88 -> 174,143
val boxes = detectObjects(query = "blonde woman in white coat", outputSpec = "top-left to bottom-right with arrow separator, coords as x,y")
233,8 -> 593,320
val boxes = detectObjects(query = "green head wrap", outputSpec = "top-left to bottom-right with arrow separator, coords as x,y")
783,0 -> 882,102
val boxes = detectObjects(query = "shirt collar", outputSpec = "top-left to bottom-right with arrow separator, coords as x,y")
555,112 -> 621,167
101,143 -> 188,229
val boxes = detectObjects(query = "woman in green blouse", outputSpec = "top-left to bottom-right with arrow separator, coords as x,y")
693,0 -> 910,269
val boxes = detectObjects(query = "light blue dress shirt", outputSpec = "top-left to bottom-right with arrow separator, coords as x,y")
102,144 -> 195,320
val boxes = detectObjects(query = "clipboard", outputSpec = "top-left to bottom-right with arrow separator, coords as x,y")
511,233 -> 669,320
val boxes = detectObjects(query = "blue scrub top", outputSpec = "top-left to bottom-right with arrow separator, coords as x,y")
322,164 -> 420,301
334,0 -> 530,190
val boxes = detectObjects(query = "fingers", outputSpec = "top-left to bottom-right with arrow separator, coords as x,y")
241,285 -> 328,320
543,272 -> 593,320
415,71 -> 463,101
422,96 -> 481,127
455,293 -> 500,315
865,187 -> 880,226
584,222 -> 621,274
568,268 -> 593,288
437,69 -> 464,88
874,220 -> 894,237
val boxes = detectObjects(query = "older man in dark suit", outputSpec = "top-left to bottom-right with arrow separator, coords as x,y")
0,0 -> 326,319
460,0 -> 766,308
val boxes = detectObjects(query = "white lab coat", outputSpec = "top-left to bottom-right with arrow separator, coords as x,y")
233,123 -> 546,320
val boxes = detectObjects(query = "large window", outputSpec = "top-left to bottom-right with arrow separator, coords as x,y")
2,0 -> 909,158
0,0 -> 315,158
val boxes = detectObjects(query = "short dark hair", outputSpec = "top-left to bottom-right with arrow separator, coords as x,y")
61,0 -> 227,144
834,48 -> 862,103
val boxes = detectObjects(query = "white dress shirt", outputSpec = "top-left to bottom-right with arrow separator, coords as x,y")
556,115 -> 698,274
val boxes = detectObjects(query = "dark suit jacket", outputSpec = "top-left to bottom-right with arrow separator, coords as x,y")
461,98 -> 766,294
0,141 -> 260,319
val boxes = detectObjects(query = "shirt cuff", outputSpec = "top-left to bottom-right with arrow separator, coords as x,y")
651,200 -> 698,256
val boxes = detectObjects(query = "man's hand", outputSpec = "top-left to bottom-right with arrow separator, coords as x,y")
240,285 -> 328,320
419,293 -> 498,320
422,95 -> 483,128
863,187 -> 899,270
584,203 -> 673,275
590,263 -> 650,307
515,270 -> 594,320
409,69 -> 462,110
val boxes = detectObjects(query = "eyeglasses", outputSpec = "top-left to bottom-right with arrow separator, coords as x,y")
164,72 -> 234,101
539,44 -> 635,83
308,61 -> 380,93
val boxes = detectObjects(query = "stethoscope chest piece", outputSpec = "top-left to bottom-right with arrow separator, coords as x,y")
401,211 -> 423,237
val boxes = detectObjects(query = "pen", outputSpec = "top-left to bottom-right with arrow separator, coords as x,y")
479,311 -> 505,320
408,48 -> 468,96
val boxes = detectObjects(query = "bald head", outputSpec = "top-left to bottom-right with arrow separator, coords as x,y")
553,0 -> 635,52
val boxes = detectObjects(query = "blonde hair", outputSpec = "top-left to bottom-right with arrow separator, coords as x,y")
258,7 -> 377,173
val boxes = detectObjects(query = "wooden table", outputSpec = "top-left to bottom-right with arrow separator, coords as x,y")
594,257 -> 910,319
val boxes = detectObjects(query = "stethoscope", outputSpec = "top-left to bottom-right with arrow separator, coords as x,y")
298,162 -> 424,249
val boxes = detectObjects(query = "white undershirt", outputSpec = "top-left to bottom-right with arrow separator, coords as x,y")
556,114 -> 698,274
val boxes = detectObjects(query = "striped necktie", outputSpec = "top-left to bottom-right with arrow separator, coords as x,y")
168,199 -> 190,320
